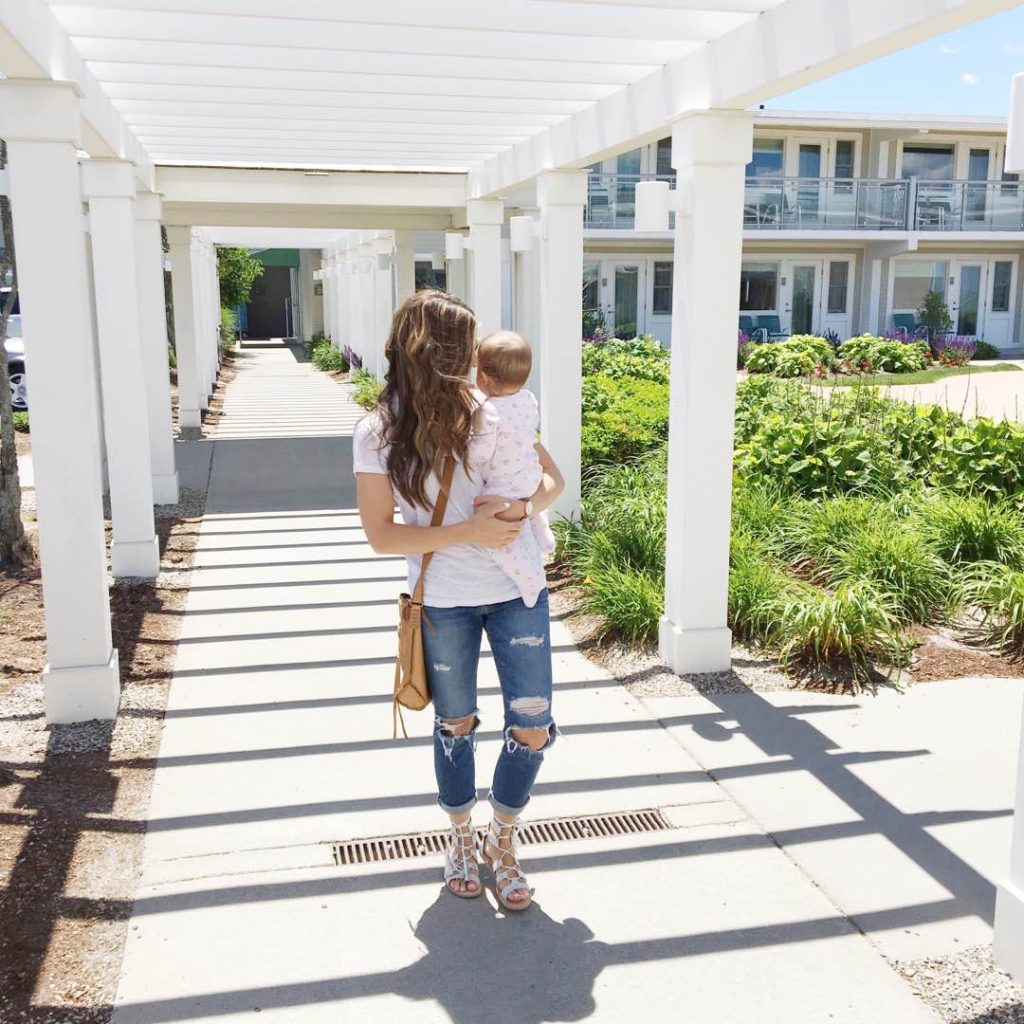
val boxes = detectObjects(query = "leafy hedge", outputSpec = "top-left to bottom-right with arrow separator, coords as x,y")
351,368 -> 383,410
581,373 -> 669,466
836,335 -> 929,373
582,335 -> 670,384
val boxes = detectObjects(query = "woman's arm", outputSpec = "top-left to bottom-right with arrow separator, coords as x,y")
479,442 -> 566,522
356,472 -> 523,555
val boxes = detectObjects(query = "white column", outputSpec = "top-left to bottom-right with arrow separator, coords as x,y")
446,252 -> 467,303
206,242 -> 222,365
191,238 -> 212,406
166,226 -> 204,429
373,236 -> 395,373
659,110 -> 753,676
81,159 -> 160,579
394,230 -> 417,307
344,254 -> 358,360
467,199 -> 504,337
333,258 -> 347,352
356,243 -> 379,376
321,253 -> 335,343
536,170 -> 587,520
134,194 -> 179,505
996,703 -> 1024,980
0,81 -> 120,722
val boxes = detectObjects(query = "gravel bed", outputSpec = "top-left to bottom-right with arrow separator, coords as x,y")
895,946 -> 1024,1023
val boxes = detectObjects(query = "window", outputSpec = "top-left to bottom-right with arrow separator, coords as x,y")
746,139 -> 784,179
1002,170 -> 1020,196
834,140 -> 855,179
827,261 -> 850,314
892,260 -> 948,310
582,261 -> 600,311
834,139 -> 855,194
652,261 -> 673,314
656,137 -> 672,178
901,144 -> 955,181
992,261 -> 1013,312
414,261 -> 446,291
739,262 -> 778,311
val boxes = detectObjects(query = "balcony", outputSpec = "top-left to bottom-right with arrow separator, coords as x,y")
584,174 -> 1024,232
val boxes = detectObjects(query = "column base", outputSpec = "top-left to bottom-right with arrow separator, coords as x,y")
44,650 -> 121,724
995,879 -> 1024,982
111,536 -> 160,579
658,619 -> 733,675
179,408 -> 201,429
152,471 -> 180,506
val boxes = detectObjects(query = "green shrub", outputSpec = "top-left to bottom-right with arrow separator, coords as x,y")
351,368 -> 383,410
778,495 -> 877,575
778,581 -> 910,692
582,336 -> 669,384
744,335 -> 834,378
973,340 -> 1000,360
167,345 -> 177,370
918,289 -> 953,339
830,525 -> 951,623
731,476 -> 797,550
581,373 -> 669,467
12,411 -> 29,433
907,493 -> 1024,567
729,534 -> 802,646
312,342 -> 349,373
837,335 -> 929,373
957,562 -> 1024,654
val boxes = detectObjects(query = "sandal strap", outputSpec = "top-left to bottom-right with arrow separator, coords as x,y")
444,823 -> 480,883
483,818 -> 529,893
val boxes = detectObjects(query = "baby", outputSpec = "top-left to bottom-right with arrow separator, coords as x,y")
475,330 -> 556,607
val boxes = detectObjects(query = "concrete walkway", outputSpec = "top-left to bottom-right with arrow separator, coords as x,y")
883,366 -> 1024,422
113,347 -> 942,1023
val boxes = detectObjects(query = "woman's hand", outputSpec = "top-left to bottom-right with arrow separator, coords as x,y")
463,498 -> 524,548
473,494 -> 526,522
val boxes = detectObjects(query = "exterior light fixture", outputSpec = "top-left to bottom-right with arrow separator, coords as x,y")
430,252 -> 445,271
445,232 -> 473,260
509,215 -> 538,253
372,237 -> 394,271
634,180 -> 672,232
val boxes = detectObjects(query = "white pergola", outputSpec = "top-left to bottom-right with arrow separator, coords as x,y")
1,0 -> 1022,976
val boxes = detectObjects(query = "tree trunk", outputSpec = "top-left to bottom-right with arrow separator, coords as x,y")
0,141 -> 33,570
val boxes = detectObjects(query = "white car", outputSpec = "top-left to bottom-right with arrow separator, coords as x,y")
4,313 -> 26,412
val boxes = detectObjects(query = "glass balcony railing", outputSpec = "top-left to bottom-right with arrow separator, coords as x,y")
585,172 -> 674,229
584,173 -> 1024,232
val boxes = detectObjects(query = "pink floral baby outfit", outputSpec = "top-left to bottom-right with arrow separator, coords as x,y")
482,388 -> 556,609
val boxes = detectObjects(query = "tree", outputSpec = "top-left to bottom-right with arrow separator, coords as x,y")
216,247 -> 264,309
0,140 -> 33,569
917,289 -> 953,340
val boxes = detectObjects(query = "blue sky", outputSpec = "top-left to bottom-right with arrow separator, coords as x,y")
767,6 -> 1024,117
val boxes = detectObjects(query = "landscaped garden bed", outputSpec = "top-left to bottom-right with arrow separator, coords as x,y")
559,335 -> 1024,692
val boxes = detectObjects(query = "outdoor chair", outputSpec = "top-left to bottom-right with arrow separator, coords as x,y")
739,315 -> 767,343
891,313 -> 917,339
756,315 -> 788,341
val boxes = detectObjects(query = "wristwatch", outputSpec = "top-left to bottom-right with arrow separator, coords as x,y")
521,499 -> 534,519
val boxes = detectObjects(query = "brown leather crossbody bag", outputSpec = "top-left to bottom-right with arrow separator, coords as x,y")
392,455 -> 456,739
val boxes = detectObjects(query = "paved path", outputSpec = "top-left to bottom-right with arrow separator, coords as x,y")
883,366 -> 1024,422
113,347 -> 942,1023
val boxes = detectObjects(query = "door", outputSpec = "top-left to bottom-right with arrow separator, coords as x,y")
985,259 -> 1015,348
951,261 -> 987,338
787,138 -> 825,222
601,261 -> 646,338
964,148 -> 993,225
781,260 -> 823,335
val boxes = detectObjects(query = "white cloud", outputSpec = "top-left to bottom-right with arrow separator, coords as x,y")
961,71 -> 978,86
938,45 -> 958,55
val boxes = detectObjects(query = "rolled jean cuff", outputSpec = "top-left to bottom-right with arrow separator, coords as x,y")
438,794 -> 478,817
488,791 -> 528,818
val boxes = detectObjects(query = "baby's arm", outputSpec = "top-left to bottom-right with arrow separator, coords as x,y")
481,393 -> 544,498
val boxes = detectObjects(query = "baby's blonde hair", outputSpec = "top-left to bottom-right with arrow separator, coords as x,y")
476,330 -> 532,392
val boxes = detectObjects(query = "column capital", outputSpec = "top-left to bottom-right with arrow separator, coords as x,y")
134,191 -> 163,222
466,198 -> 505,226
670,109 -> 754,170
0,80 -> 82,145
81,159 -> 137,201
536,170 -> 588,209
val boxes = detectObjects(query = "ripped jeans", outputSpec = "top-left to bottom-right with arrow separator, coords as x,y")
422,590 -> 555,818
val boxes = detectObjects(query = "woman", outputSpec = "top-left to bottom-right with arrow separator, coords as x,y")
354,289 -> 564,911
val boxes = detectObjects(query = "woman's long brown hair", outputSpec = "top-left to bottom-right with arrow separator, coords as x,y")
376,289 -> 478,509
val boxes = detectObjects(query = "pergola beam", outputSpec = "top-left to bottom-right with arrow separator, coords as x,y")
162,204 -> 458,232
0,0 -> 152,187
470,0 -> 1022,197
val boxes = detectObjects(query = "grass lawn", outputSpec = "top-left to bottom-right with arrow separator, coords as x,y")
818,363 -> 1021,387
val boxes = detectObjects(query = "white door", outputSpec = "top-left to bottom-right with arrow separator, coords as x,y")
781,260 -> 824,336
984,259 -> 1016,348
600,261 -> 647,338
786,138 -> 826,224
950,261 -> 988,339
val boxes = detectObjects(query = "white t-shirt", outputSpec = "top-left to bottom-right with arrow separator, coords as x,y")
352,397 -> 521,609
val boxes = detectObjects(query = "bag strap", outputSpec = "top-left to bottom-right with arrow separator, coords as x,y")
411,455 -> 456,605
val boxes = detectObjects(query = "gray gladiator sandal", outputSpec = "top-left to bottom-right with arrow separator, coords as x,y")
481,817 -> 534,912
443,819 -> 482,899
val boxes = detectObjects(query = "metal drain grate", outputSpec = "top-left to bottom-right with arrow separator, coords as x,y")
329,808 -> 674,866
